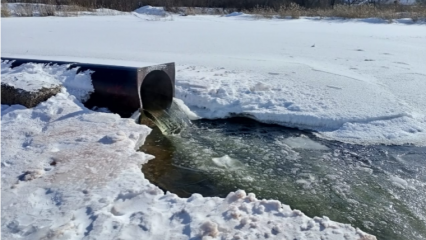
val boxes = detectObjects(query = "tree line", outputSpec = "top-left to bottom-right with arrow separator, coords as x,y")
3,0 -> 420,12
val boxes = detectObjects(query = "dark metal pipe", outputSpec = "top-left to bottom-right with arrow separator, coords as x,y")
1,57 -> 175,117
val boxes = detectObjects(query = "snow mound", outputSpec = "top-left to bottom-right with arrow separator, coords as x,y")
134,5 -> 167,16
1,62 -> 61,91
225,12 -> 246,17
1,61 -> 94,102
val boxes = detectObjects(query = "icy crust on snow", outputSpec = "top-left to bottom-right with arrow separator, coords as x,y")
1,61 -> 94,102
175,65 -> 426,146
0,93 -> 376,240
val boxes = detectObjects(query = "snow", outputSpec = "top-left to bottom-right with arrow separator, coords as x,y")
134,6 -> 167,16
173,98 -> 200,120
225,12 -> 247,17
2,13 -> 425,145
1,61 -> 61,91
1,61 -> 94,102
211,155 -> 245,170
133,6 -> 174,21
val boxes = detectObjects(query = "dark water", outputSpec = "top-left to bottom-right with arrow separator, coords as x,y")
139,116 -> 426,240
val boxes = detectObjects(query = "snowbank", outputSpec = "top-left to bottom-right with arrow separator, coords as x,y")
134,5 -> 167,16
225,12 -> 246,17
132,5 -> 173,21
1,61 -> 94,102
1,64 -> 376,239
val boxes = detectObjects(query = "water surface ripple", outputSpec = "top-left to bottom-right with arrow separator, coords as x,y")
140,118 -> 426,240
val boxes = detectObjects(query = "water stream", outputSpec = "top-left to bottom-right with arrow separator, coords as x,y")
139,101 -> 426,240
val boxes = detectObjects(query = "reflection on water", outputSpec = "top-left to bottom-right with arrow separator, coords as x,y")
140,117 -> 426,240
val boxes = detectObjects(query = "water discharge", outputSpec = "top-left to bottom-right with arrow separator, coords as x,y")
140,102 -> 426,240
142,100 -> 191,135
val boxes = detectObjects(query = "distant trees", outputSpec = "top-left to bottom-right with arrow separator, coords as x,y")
146,0 -> 347,10
3,0 -> 425,12
0,0 -> 347,10
3,0 -> 141,11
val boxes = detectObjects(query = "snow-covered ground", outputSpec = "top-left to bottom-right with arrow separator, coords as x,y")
2,7 -> 425,240
2,9 -> 425,145
1,60 -> 94,101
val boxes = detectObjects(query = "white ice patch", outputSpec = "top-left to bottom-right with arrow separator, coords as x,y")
211,155 -> 244,170
319,116 -> 426,146
282,136 -> 329,151
389,175 -> 409,189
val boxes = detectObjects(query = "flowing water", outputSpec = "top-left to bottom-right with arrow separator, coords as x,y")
139,101 -> 426,240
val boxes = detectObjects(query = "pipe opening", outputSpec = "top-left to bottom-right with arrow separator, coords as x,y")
141,70 -> 173,111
